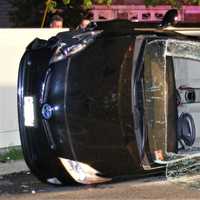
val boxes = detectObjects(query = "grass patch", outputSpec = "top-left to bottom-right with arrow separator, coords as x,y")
0,147 -> 24,162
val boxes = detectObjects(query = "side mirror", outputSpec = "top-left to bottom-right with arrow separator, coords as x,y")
160,9 -> 178,28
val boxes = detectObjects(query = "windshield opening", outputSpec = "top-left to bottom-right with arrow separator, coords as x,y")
143,39 -> 200,163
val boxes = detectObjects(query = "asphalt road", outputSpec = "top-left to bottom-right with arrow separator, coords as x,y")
0,171 -> 200,200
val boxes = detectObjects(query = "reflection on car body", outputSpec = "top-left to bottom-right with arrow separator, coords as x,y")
18,17 -> 200,185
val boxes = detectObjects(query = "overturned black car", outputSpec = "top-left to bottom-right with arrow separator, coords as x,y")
18,18 -> 200,185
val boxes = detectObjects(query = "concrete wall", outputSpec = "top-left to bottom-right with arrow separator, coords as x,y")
0,28 -> 69,148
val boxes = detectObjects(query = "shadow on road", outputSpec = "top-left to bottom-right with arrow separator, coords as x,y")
0,170 -> 165,195
0,171 -> 53,195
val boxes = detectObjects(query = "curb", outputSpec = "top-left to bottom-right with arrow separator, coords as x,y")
0,160 -> 29,176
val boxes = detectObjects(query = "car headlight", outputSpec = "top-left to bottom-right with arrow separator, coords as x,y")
59,157 -> 111,184
50,30 -> 103,64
